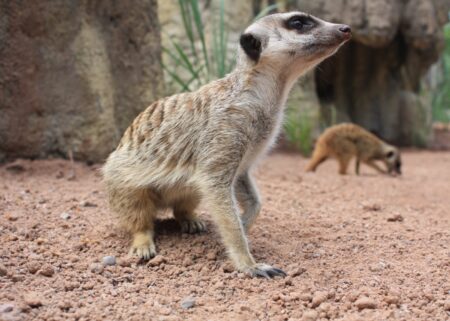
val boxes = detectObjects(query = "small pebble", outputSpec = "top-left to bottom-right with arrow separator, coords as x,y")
89,263 -> 104,274
355,296 -> 377,310
80,201 -> 97,207
148,255 -> 166,267
387,214 -> 404,222
6,214 -> 19,221
302,309 -> 318,321
0,264 -> 8,276
39,264 -> 55,277
0,303 -> 14,313
311,291 -> 328,308
102,256 -> 116,266
27,262 -> 40,274
24,292 -> 43,308
384,295 -> 400,305
291,267 -> 306,277
180,297 -> 196,309
60,212 -> 71,220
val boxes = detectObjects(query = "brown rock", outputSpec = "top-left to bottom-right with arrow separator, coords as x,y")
23,292 -> 43,308
387,214 -> 404,222
384,295 -> 400,305
311,291 -> 328,308
355,297 -> 378,310
0,264 -> 8,276
302,310 -> 318,321
38,264 -> 54,277
147,255 -> 166,267
27,262 -> 40,274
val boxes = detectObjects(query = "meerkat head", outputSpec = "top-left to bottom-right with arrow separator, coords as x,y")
383,146 -> 402,175
239,12 -> 351,77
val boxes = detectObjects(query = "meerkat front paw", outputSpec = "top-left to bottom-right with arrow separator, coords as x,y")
129,231 -> 156,260
179,219 -> 207,234
242,263 -> 287,279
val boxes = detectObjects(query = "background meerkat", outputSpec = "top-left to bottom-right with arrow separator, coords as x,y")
102,12 -> 351,278
306,123 -> 402,176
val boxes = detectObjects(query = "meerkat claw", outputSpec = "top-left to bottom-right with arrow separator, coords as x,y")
246,264 -> 287,279
180,220 -> 207,234
129,245 -> 156,260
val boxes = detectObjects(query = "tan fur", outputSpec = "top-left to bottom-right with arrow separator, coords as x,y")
306,123 -> 402,175
103,12 -> 351,277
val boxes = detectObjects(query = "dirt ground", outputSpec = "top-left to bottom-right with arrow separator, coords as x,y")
0,151 -> 449,321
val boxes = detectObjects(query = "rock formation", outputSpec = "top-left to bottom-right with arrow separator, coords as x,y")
293,0 -> 450,145
0,0 -> 163,162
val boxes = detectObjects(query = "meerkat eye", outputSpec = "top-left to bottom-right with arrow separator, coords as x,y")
286,15 -> 315,31
386,151 -> 395,158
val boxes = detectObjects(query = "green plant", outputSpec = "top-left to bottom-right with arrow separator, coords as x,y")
284,108 -> 314,156
432,21 -> 450,122
162,0 -> 278,93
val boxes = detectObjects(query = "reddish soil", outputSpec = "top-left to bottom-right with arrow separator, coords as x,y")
1,151 -> 449,321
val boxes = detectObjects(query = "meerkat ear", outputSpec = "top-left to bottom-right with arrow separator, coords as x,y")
240,33 -> 262,62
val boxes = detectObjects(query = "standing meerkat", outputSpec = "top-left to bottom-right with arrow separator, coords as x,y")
306,123 -> 402,176
103,12 -> 351,278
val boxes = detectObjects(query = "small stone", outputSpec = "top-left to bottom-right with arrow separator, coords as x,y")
60,212 -> 71,220
300,293 -> 312,302
384,295 -> 400,305
11,274 -> 25,282
0,303 -> 14,313
24,292 -> 43,308
362,203 -> 382,211
39,264 -> 54,277
387,214 -> 404,222
291,267 -> 306,277
147,255 -> 166,267
89,263 -> 104,274
58,301 -> 72,310
27,262 -> 40,274
80,200 -> 97,207
6,214 -> 19,221
355,297 -> 377,310
206,251 -> 217,261
118,258 -> 133,267
302,309 -> 318,321
64,281 -> 79,291
0,264 -> 8,276
180,297 -> 196,309
284,276 -> 293,286
182,257 -> 193,267
311,291 -> 328,308
102,256 -> 116,266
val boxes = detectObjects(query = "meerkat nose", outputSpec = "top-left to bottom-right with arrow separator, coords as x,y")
339,25 -> 351,34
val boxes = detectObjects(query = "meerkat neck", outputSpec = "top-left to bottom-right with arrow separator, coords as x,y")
233,62 -> 306,112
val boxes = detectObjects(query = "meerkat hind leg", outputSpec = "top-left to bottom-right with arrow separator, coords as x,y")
110,187 -> 158,260
173,195 -> 206,234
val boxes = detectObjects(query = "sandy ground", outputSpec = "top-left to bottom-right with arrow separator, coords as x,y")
0,151 -> 449,321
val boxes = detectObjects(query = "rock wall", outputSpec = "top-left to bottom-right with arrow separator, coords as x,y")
292,0 -> 450,146
0,1 -> 163,162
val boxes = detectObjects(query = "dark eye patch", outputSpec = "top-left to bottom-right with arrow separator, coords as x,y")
285,15 -> 316,32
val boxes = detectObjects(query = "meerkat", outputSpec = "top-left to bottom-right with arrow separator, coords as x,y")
102,12 -> 351,278
306,123 -> 402,176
